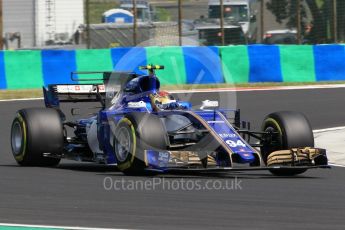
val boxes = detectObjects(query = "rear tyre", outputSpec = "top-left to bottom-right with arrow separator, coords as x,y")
114,113 -> 168,175
261,111 -> 314,176
11,108 -> 63,166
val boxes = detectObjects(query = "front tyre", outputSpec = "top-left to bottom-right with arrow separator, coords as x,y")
11,108 -> 63,166
114,113 -> 168,175
114,117 -> 143,173
261,111 -> 314,176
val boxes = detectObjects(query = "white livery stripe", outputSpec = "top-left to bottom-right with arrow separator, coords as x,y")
56,85 -> 105,94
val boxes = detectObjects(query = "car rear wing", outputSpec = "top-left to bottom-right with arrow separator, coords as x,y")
43,84 -> 106,108
43,71 -> 135,108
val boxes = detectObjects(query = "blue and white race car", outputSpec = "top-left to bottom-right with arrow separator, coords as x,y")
10,65 -> 329,176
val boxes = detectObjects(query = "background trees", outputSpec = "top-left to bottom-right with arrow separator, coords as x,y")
266,0 -> 345,43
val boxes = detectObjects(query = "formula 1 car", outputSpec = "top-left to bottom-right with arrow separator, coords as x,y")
10,65 -> 329,176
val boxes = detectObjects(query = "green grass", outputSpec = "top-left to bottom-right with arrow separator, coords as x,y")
156,7 -> 171,21
0,89 -> 43,100
2,81 -> 345,100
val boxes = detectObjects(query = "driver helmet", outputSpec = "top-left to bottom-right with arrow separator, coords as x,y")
152,91 -> 175,105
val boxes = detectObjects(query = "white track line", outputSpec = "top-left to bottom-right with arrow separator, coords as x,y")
313,126 -> 345,133
329,163 -> 345,168
0,98 -> 43,102
314,127 -> 345,167
0,223 -> 130,230
169,84 -> 345,94
2,84 -> 345,102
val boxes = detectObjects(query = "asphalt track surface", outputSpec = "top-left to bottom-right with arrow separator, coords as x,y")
0,88 -> 345,230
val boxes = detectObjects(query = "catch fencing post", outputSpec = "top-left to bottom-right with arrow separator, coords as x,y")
85,0 -> 91,49
260,0 -> 264,43
333,0 -> 338,43
132,0 -> 138,46
0,0 -> 3,50
220,0 -> 225,46
178,0 -> 182,46
296,0 -> 302,44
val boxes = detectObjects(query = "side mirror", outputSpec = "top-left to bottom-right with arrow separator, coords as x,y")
250,15 -> 256,22
200,100 -> 219,110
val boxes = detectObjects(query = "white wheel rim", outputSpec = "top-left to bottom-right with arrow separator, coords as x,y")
115,127 -> 131,162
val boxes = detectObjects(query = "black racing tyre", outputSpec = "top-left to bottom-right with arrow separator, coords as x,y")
114,112 -> 168,175
261,111 -> 314,176
11,108 -> 63,166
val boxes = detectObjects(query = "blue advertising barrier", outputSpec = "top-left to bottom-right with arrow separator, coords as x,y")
0,45 -> 345,90
248,45 -> 283,83
42,50 -> 77,85
183,46 -> 224,84
314,45 -> 345,81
